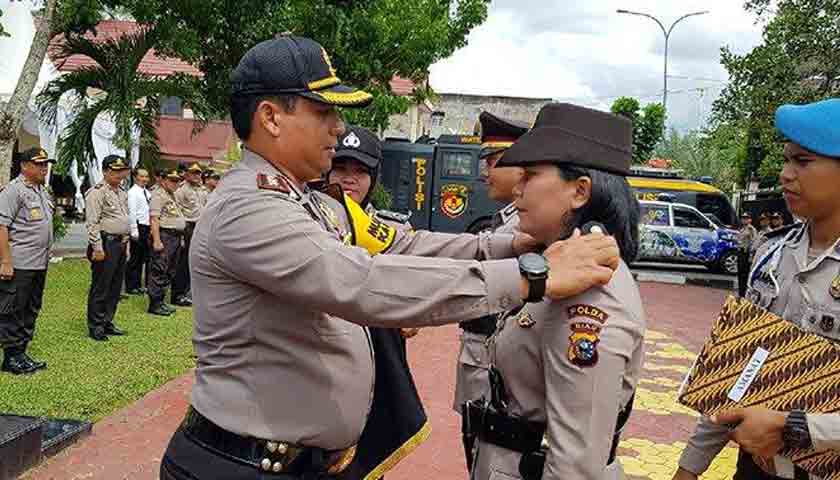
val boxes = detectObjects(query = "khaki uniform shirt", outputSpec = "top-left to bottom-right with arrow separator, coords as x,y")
150,188 -> 186,231
473,261 -> 645,480
175,182 -> 205,222
454,203 -> 521,411
0,176 -> 54,270
738,224 -> 758,251
189,149 -> 523,450
85,182 -> 130,252
679,224 -> 840,475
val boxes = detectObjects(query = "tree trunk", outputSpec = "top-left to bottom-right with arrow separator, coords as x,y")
0,0 -> 58,186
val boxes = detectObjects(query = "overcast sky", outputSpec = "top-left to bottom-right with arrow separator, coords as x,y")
429,0 -> 766,131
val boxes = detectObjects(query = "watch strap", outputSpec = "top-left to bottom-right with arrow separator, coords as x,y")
526,273 -> 546,303
783,410 -> 812,450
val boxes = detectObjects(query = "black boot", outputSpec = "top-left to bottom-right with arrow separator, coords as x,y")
89,328 -> 109,341
2,349 -> 37,375
22,353 -> 47,371
171,296 -> 192,307
148,302 -> 173,316
104,324 -> 126,336
162,303 -> 176,314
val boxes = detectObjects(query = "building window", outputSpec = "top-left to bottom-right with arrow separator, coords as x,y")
160,96 -> 183,117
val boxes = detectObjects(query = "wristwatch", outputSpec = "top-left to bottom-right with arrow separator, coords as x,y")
518,253 -> 549,303
783,410 -> 813,450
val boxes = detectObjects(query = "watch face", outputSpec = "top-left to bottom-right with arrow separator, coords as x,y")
520,253 -> 549,275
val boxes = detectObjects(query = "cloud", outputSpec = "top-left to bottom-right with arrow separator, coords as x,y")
429,0 -> 764,131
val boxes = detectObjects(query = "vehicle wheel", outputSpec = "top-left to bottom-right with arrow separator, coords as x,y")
714,250 -> 739,275
467,218 -> 494,234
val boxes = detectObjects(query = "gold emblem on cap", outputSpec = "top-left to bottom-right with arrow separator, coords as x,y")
831,275 -> 840,300
321,47 -> 337,78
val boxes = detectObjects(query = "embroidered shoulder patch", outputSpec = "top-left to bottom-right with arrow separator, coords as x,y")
567,304 -> 609,324
568,322 -> 601,367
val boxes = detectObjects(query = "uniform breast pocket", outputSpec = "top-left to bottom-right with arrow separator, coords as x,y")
802,302 -> 840,339
25,202 -> 46,222
313,314 -> 352,337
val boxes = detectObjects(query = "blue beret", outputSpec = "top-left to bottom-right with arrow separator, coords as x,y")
775,98 -> 840,158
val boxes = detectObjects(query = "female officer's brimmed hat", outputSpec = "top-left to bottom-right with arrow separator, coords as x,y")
477,112 -> 529,159
230,35 -> 372,108
497,103 -> 632,176
775,98 -> 840,158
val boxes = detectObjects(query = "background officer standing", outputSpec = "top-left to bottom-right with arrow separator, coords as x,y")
673,98 -> 840,480
737,211 -> 758,297
126,168 -> 152,295
202,169 -> 220,195
172,162 -> 204,306
456,111 -> 528,471
84,155 -> 130,341
0,148 -> 54,374
148,168 -> 185,316
160,35 -> 620,480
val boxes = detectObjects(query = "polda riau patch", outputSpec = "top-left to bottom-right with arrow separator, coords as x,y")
568,322 -> 601,367
567,304 -> 609,324
515,307 -> 536,328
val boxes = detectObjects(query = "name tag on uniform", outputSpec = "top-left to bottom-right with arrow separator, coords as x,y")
30,207 -> 43,220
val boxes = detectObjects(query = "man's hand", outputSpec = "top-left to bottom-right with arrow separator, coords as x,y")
712,407 -> 787,458
512,232 -> 542,256
0,262 -> 13,281
131,232 -> 139,241
671,468 -> 698,480
543,229 -> 620,300
154,241 -> 164,252
400,328 -> 420,339
92,249 -> 106,262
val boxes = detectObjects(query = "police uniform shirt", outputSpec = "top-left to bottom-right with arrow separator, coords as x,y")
0,176 -> 54,269
679,223 -> 840,474
175,181 -> 205,222
150,188 -> 186,231
85,181 -> 130,252
473,261 -> 645,480
189,149 -> 523,450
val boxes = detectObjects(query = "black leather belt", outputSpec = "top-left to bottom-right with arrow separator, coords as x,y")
101,232 -> 128,242
459,315 -> 496,336
160,228 -> 184,236
463,395 -> 634,467
180,407 -> 356,476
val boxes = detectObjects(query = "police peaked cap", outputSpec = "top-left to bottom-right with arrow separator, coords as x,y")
477,112 -> 529,159
497,103 -> 632,176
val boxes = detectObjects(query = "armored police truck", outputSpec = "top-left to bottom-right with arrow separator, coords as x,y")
379,135 -> 504,234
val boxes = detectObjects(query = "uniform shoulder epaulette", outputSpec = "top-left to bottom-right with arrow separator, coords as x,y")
375,209 -> 411,224
256,173 -> 300,201
499,203 -> 518,222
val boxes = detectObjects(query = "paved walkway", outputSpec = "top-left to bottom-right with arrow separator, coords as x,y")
25,283 -> 737,480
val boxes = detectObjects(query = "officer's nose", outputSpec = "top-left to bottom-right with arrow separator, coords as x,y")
779,161 -> 796,185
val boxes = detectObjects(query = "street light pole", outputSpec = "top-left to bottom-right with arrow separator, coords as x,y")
616,9 -> 709,113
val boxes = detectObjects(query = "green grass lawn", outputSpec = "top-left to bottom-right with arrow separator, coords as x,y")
0,259 -> 196,421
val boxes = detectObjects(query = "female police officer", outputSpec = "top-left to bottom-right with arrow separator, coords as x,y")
465,103 -> 646,480
673,99 -> 840,480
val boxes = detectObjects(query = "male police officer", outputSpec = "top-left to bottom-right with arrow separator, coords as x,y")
202,169 -> 220,195
148,168 -> 186,316
0,148 -> 54,374
160,35 -> 621,480
85,155 -> 130,341
172,162 -> 205,306
456,111 -> 528,470
673,98 -> 840,480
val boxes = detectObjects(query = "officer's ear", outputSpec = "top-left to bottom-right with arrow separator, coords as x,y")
256,99 -> 288,138
570,176 -> 592,211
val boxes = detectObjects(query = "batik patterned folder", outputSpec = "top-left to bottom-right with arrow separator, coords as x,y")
678,296 -> 840,479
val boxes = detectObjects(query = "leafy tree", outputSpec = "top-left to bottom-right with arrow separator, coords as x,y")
712,0 -> 840,185
0,10 -> 9,38
37,26 -> 206,174
610,97 -> 666,164
654,127 -> 742,194
99,0 -> 488,131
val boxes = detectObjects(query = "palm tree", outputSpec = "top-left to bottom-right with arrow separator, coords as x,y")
36,25 -> 205,173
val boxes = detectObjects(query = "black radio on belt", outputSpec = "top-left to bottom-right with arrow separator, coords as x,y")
458,315 -> 497,336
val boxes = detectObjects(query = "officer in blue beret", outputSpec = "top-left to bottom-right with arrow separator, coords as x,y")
675,98 -> 840,480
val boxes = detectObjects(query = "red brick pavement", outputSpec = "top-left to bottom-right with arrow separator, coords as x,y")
25,283 -> 732,480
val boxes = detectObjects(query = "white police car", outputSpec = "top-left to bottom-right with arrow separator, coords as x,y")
636,200 -> 740,274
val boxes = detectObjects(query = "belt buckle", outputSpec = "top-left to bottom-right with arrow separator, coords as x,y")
327,445 -> 357,475
259,441 -> 297,473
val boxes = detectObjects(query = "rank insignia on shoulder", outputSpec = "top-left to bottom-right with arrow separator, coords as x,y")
568,322 -> 600,367
567,304 -> 609,324
831,275 -> 840,300
257,173 -> 299,200
515,308 -> 536,328
375,209 -> 411,225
